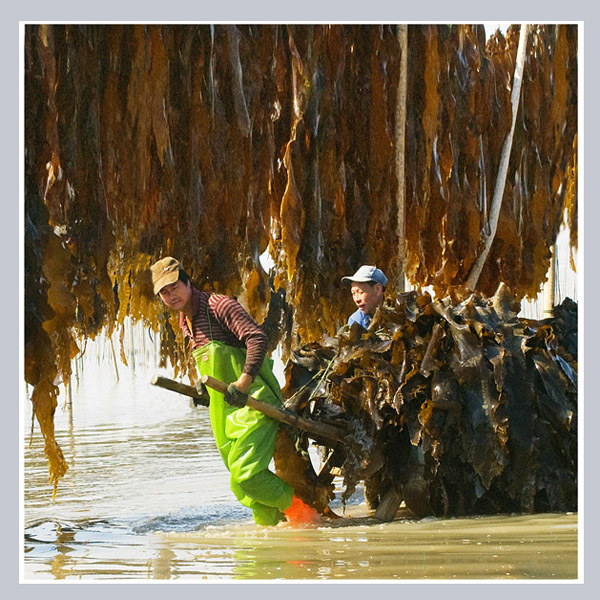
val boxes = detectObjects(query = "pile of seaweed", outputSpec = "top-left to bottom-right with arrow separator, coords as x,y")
282,285 -> 577,518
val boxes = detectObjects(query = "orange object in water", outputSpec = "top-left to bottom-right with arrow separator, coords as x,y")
284,495 -> 321,527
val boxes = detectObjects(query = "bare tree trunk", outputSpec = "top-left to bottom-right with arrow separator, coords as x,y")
395,24 -> 408,293
466,24 -> 530,291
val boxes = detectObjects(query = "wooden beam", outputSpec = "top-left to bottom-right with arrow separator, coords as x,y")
543,243 -> 556,318
395,24 -> 408,293
466,25 -> 530,290
151,375 -> 209,406
374,488 -> 402,522
201,374 -> 348,445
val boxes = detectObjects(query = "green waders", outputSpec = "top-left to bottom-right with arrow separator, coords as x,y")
192,340 -> 294,525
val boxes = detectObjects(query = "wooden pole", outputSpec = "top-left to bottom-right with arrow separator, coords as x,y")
109,333 -> 120,382
466,24 -> 530,291
151,375 -> 209,406
128,318 -> 135,373
374,488 -> 402,522
141,324 -> 147,363
542,243 -> 556,318
201,374 -> 349,445
395,24 -> 408,293
66,375 -> 72,407
152,373 -> 348,446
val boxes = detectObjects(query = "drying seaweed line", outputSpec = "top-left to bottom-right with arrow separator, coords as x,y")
23,23 -> 578,499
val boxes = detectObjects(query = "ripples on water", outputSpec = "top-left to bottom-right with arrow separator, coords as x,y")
22,336 -> 579,581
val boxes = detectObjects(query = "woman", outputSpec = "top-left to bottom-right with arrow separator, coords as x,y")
150,256 -> 318,526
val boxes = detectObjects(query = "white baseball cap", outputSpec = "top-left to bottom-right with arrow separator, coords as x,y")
341,265 -> 388,287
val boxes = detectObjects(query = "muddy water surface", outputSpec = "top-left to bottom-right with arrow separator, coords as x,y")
22,339 -> 578,581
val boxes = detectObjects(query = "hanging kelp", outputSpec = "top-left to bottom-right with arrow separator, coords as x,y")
282,289 -> 577,517
24,24 -> 578,492
404,25 -> 577,298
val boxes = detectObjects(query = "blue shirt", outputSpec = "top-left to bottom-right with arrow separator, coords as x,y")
348,308 -> 372,329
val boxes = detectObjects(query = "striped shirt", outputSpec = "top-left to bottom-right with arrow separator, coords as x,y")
179,287 -> 268,378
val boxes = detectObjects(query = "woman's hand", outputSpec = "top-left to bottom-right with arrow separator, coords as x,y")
223,373 -> 253,408
232,373 -> 253,394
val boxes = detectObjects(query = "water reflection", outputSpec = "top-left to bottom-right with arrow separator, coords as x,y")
145,512 -> 577,580
149,547 -> 177,580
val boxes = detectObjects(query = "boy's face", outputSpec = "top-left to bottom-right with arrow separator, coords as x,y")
158,279 -> 192,311
350,281 -> 383,315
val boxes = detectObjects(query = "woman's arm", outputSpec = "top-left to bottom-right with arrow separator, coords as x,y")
210,294 -> 268,385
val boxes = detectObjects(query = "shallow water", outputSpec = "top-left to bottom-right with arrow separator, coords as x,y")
22,334 -> 579,581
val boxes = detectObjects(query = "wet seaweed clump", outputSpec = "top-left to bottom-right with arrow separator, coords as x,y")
281,284 -> 577,518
